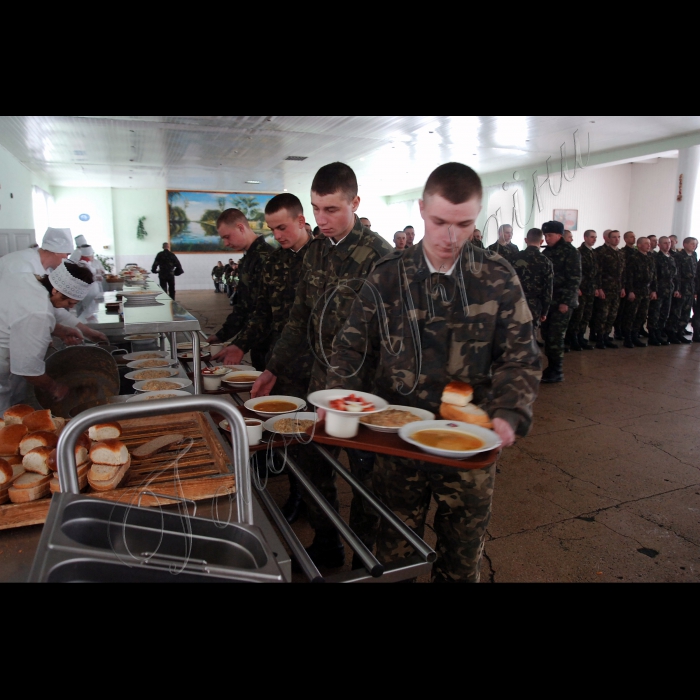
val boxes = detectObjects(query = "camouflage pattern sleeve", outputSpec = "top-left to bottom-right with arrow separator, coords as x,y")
541,257 -> 553,313
650,254 -> 657,293
230,253 -> 275,352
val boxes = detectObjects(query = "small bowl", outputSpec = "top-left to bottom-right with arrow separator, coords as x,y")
203,375 -> 223,391
222,370 -> 263,387
244,395 -> 307,417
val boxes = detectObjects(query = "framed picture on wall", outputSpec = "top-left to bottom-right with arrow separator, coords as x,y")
167,190 -> 280,253
553,209 -> 578,231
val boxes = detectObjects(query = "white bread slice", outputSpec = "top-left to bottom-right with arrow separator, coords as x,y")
22,446 -> 54,475
88,422 -> 122,441
88,463 -> 118,482
88,456 -> 130,492
50,470 -> 88,494
132,434 -> 185,460
12,472 -> 52,490
19,430 -> 58,456
439,402 -> 492,428
441,381 -> 474,407
9,480 -> 51,503
90,439 -> 129,466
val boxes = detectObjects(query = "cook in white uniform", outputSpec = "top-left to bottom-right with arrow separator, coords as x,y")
69,245 -> 103,320
0,227 -> 107,345
0,261 -> 93,412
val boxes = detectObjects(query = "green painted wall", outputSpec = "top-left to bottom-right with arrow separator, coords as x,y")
111,188 -> 169,258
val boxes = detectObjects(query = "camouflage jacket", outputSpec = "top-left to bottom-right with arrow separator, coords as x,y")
512,246 -> 553,320
655,252 -> 678,297
266,216 -> 393,392
487,241 -> 519,263
673,250 -> 698,296
578,244 -> 599,296
327,242 -> 541,437
216,235 -> 273,346
472,239 -> 484,249
625,250 -> 657,296
542,238 -> 581,308
594,244 -> 625,292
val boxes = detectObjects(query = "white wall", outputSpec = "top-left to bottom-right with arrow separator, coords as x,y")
51,186 -> 115,256
0,144 -> 50,231
629,159 -> 677,238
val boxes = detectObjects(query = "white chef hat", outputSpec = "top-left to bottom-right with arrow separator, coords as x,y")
69,248 -> 82,263
74,234 -> 88,247
48,262 -> 90,300
81,246 -> 94,257
42,227 -> 74,254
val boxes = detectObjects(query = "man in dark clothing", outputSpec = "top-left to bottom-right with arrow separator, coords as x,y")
206,209 -> 273,370
567,229 -> 601,350
667,237 -> 698,344
620,237 -> 656,347
211,261 -> 225,293
648,236 -> 678,345
512,228 -> 553,329
541,221 -> 582,383
613,231 -> 637,339
151,242 -> 183,299
590,230 -> 626,349
487,224 -> 519,263
472,229 -> 484,249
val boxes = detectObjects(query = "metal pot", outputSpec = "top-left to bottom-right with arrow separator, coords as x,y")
69,394 -> 132,418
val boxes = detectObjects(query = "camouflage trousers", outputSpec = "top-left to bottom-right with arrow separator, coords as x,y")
541,304 -> 574,359
621,294 -> 650,333
667,293 -> 694,333
648,293 -> 673,331
591,290 -> 622,336
373,454 -> 497,583
568,292 -> 595,336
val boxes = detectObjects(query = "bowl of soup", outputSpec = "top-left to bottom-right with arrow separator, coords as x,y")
399,420 -> 501,459
244,395 -> 307,417
222,370 -> 263,387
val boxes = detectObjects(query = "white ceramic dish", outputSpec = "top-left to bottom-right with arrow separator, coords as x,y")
126,389 -> 191,403
222,365 -> 253,372
359,405 -> 435,434
122,350 -> 170,361
203,375 -> 223,391
124,368 -> 180,381
126,358 -> 178,369
124,333 -> 161,341
120,289 -> 160,298
133,378 -> 192,392
222,370 -> 263,387
244,395 -> 307,417
398,420 -> 501,459
176,341 -> 210,350
307,389 -> 388,438
263,412 -> 318,436
178,351 -> 212,360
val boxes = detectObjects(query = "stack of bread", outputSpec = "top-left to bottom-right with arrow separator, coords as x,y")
48,434 -> 92,493
86,423 -> 131,492
439,381 -> 492,428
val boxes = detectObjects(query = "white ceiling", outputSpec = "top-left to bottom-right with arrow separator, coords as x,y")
0,115 -> 697,197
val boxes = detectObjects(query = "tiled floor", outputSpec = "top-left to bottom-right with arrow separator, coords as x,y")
183,290 -> 700,583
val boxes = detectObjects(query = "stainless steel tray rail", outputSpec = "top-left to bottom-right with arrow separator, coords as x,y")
56,395 -> 253,524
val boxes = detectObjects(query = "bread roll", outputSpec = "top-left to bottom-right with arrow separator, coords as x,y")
22,446 -> 54,475
0,455 -> 22,466
88,422 -> 122,441
90,439 -> 129,466
19,430 -> 58,456
439,402 -> 492,428
0,458 -> 12,485
0,424 -> 29,455
0,418 -> 4,429
132,434 -> 185,460
3,404 -> 35,425
441,381 -> 474,407
12,471 -> 51,490
22,409 -> 57,433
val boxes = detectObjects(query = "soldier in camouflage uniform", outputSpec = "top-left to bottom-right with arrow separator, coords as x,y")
472,229 -> 484,249
540,221 -> 581,383
590,230 -> 626,349
328,162 -> 541,583
620,237 -> 657,347
252,163 -> 393,568
487,224 -> 519,262
667,237 -> 698,344
208,209 -> 273,370
567,229 -> 601,350
692,257 -> 700,342
512,228 -> 553,329
648,236 -> 678,345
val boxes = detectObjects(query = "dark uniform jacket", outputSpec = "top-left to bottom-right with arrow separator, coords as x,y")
216,235 -> 273,346
542,238 -> 581,308
673,250 -> 698,296
626,250 -> 657,297
578,244 -> 599,296
487,241 -> 519,263
472,239 -> 484,249
655,252 -> 678,297
328,242 -> 541,436
512,246 -> 553,320
266,216 -> 393,392
595,244 -> 625,292
151,249 -> 183,277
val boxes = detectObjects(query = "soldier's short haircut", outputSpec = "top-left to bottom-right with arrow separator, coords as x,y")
498,224 -> 513,234
311,162 -> 358,200
606,230 -> 620,236
265,193 -> 303,218
403,225 -> 414,231
670,234 -> 678,240
583,229 -> 596,237
637,236 -> 648,243
683,237 -> 697,244
526,228 -> 543,243
423,162 -> 482,204
659,236 -> 669,242
648,234 -> 657,239
217,208 -> 249,228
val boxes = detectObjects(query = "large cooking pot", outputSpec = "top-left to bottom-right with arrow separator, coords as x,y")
69,394 -> 132,418
36,346 -> 121,418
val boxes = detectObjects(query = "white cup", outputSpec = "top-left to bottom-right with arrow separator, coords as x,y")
245,418 -> 263,445
209,343 -> 224,356
202,374 -> 223,391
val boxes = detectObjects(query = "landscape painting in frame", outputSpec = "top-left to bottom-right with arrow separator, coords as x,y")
167,190 -> 279,253
553,208 -> 578,232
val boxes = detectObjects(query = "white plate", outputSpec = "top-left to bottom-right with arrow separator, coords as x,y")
398,420 -> 501,459
123,350 -> 170,361
176,341 -> 210,350
126,358 -> 179,369
120,289 -> 160,298
222,365 -> 252,372
126,390 -> 191,403
359,405 -> 435,433
263,412 -> 318,435
222,370 -> 263,386
178,351 -> 212,359
124,368 -> 180,381
244,395 -> 307,417
124,333 -> 161,341
133,378 -> 192,392
306,389 -> 388,415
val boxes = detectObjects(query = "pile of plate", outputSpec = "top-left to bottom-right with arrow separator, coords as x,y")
121,289 -> 161,306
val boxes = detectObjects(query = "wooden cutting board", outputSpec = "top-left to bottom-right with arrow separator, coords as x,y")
0,411 -> 236,531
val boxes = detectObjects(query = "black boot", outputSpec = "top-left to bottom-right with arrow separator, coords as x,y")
648,330 -> 663,346
595,333 -> 607,349
578,332 -> 593,350
693,334 -> 700,343
667,330 -> 682,345
632,331 -> 647,347
569,332 -> 582,351
281,473 -> 306,524
657,330 -> 670,345
679,332 -> 692,344
541,357 -> 563,383
604,334 -> 619,348
639,326 -> 649,338
623,332 -> 635,348
614,326 -> 623,340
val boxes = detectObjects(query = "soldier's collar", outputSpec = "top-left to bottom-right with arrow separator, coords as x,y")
326,219 -> 362,259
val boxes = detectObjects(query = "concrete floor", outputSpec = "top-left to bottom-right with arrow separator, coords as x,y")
182,290 -> 700,583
